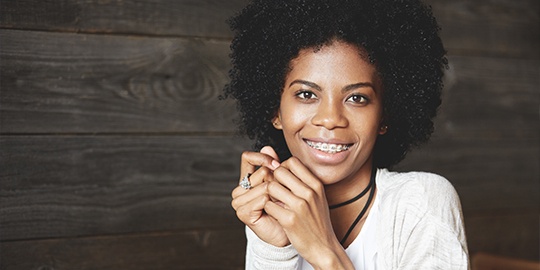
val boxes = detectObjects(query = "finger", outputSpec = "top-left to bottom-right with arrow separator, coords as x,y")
264,200 -> 294,228
240,150 -> 279,182
280,157 -> 324,195
232,166 -> 274,198
260,146 -> 281,165
235,192 -> 271,225
267,180 -> 306,211
232,182 -> 268,209
272,165 -> 312,198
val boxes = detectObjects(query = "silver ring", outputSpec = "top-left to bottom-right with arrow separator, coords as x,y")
239,173 -> 252,189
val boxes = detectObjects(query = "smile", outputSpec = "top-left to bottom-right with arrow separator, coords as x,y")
305,140 -> 352,154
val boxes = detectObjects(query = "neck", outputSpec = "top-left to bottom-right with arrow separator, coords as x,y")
324,158 -> 375,206
326,160 -> 377,247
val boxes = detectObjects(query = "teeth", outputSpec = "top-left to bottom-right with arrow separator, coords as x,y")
306,140 -> 350,153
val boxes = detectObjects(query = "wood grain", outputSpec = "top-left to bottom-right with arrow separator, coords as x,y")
472,252 -> 540,270
466,213 -> 540,262
395,55 -> 540,213
426,0 -> 540,58
438,56 -> 539,139
1,0 -> 537,58
0,0 -> 250,38
1,134 -> 537,242
0,136 -> 251,241
396,136 -> 539,213
0,29 -> 238,134
0,228 -> 246,270
2,31 -> 538,135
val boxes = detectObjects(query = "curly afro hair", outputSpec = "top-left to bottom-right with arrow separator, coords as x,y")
222,0 -> 447,168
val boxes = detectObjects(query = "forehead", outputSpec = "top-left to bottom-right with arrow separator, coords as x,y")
286,41 -> 378,84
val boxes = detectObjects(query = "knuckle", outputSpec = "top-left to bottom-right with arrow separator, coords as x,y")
281,213 -> 296,228
236,207 -> 244,220
273,166 -> 285,178
241,151 -> 251,161
295,198 -> 308,210
304,189 -> 317,203
290,156 -> 301,165
312,181 -> 324,194
285,157 -> 300,167
267,180 -> 278,191
235,205 -> 247,220
280,158 -> 291,168
259,166 -> 270,178
231,187 -> 241,199
231,198 -> 239,210
261,194 -> 270,205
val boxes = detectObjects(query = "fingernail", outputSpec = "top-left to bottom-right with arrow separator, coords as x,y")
271,160 -> 280,170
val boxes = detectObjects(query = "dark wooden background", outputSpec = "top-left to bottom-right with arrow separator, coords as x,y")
0,0 -> 538,269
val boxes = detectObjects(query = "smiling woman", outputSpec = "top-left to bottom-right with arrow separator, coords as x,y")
223,0 -> 469,269
274,42 -> 383,189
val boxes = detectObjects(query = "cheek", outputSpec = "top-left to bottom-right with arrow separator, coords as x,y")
349,111 -> 382,137
281,104 -> 312,130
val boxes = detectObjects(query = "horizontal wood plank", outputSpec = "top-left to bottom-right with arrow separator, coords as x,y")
465,212 -> 540,261
0,136 -> 251,241
0,29 -> 238,134
2,134 -> 538,241
0,228 -> 246,270
472,252 -> 540,270
1,0 -> 537,58
395,136 -> 539,214
437,56 -> 539,139
426,0 -> 539,58
0,0 -> 249,39
2,31 -> 538,137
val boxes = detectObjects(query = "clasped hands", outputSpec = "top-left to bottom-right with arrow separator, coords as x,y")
231,146 -> 348,268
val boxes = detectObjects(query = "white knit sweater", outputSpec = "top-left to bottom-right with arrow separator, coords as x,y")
245,168 -> 470,269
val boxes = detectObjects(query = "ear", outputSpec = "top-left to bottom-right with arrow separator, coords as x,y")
379,125 -> 388,135
378,115 -> 388,135
272,115 -> 283,130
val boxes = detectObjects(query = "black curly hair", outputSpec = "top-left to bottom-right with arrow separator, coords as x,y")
222,0 -> 447,168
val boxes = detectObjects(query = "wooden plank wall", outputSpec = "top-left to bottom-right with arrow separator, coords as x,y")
0,0 -> 538,269
0,1 -> 252,269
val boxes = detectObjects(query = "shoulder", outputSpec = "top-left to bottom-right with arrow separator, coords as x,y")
374,169 -> 470,268
377,169 -> 460,204
375,168 -> 464,221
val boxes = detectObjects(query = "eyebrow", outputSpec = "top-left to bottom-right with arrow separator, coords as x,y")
289,79 -> 376,93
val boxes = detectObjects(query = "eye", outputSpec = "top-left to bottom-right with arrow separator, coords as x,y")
346,94 -> 369,105
295,90 -> 317,100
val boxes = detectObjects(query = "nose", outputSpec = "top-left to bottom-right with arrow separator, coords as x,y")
311,99 -> 348,130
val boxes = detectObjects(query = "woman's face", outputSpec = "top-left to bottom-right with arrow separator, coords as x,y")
273,41 -> 385,185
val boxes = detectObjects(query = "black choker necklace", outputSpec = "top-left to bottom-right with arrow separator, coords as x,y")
329,170 -> 374,209
329,167 -> 377,246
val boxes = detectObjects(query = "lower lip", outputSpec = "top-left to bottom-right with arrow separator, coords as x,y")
304,141 -> 351,165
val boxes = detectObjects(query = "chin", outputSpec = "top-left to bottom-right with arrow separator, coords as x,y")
308,166 -> 348,186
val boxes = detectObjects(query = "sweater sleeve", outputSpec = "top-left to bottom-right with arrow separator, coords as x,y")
245,226 -> 299,270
